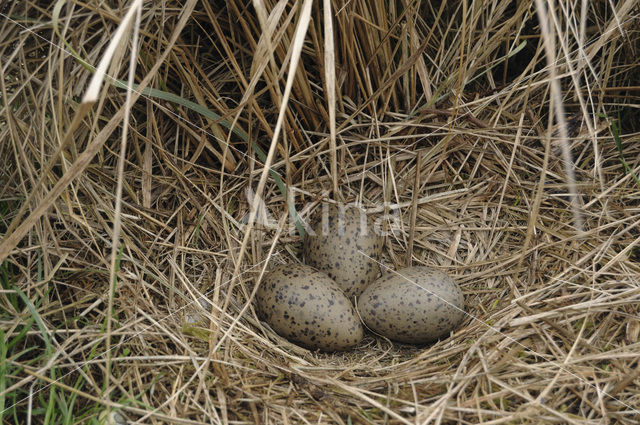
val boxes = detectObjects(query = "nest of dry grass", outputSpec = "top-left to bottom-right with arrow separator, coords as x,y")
1,0 -> 640,423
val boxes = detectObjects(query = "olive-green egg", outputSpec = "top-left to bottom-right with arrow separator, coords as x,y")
303,205 -> 383,300
357,266 -> 465,344
256,264 -> 364,351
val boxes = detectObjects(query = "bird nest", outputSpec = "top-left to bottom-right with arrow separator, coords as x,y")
1,0 -> 639,423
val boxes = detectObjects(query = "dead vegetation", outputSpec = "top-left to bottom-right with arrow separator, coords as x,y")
1,0 -> 640,423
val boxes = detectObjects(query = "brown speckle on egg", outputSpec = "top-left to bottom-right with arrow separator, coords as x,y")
256,263 -> 364,351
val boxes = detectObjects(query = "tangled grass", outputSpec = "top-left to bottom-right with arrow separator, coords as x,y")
1,0 -> 639,423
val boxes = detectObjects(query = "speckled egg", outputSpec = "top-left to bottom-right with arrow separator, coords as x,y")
256,263 -> 364,351
303,205 -> 383,300
357,266 -> 465,344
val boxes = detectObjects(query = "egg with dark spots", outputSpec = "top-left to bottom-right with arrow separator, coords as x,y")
357,266 -> 465,344
256,263 -> 364,351
303,205 -> 383,300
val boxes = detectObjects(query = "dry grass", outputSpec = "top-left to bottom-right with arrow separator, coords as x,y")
1,0 -> 640,423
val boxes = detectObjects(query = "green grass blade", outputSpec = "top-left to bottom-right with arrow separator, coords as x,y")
6,316 -> 34,352
53,5 -> 305,239
599,112 -> 640,187
0,261 -> 19,311
15,288 -> 52,355
0,330 -> 6,422
612,115 -> 640,187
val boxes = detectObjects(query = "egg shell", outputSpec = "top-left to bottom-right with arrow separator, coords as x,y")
256,263 -> 364,351
357,266 -> 465,344
303,205 -> 383,299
